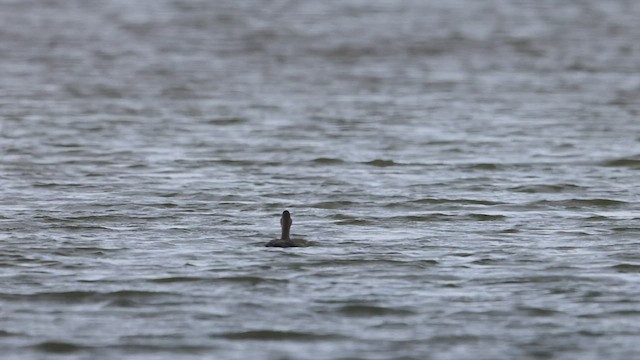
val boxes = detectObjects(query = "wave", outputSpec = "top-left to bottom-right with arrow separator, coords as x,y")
516,306 -> 563,317
53,246 -> 123,256
528,199 -> 628,208
34,341 -> 82,354
392,213 -> 506,222
311,157 -> 345,164
610,263 -> 640,273
385,198 -> 503,207
214,330 -> 343,341
362,159 -> 398,167
33,341 -> 213,354
601,156 -> 640,168
510,184 -> 584,193
462,163 -> 501,170
209,276 -> 288,285
303,258 -> 438,268
206,117 -> 247,125
0,330 -> 21,337
310,200 -> 358,209
337,304 -> 415,317
146,276 -> 288,285
148,276 -> 206,283
0,290 -> 177,303
332,212 -> 507,225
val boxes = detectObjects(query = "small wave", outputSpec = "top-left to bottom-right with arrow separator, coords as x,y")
35,215 -> 126,223
32,182 -> 85,188
206,117 -> 247,125
578,330 -> 604,337
611,227 -> 640,233
517,306 -> 562,317
481,275 -> 591,285
311,157 -> 345,164
311,201 -> 356,209
308,258 -> 438,268
428,334 -> 483,344
53,246 -> 121,256
1,290 -> 176,303
463,163 -> 501,170
387,213 -> 454,222
528,199 -> 628,208
610,263 -> 640,273
362,159 -> 397,167
0,330 -> 20,337
387,213 -> 505,222
337,304 -> 415,317
471,258 -> 502,265
34,341 -> 82,354
53,225 -> 113,232
215,330 -> 341,341
115,343 -> 214,353
149,276 -> 205,283
387,198 -> 503,206
65,84 -> 124,99
609,310 -> 640,316
212,276 -> 288,285
601,156 -> 640,168
468,213 -> 506,221
510,184 -> 584,193
332,213 -> 372,225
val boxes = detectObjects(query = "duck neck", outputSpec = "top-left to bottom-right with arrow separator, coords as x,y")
280,223 -> 291,240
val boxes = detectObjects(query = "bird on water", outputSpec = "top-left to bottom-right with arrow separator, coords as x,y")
265,210 -> 298,247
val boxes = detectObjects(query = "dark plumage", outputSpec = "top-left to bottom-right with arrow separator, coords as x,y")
265,210 -> 298,247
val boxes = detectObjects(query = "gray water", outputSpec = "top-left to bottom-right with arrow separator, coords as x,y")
2,1 -> 640,359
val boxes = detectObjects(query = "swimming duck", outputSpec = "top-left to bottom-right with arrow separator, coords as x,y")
265,210 -> 298,247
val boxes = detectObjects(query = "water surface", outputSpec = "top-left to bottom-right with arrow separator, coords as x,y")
1,1 -> 640,359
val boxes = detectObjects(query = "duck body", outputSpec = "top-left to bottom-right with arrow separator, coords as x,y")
265,210 -> 299,248
265,238 -> 297,247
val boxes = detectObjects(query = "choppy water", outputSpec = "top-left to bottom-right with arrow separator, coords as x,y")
2,1 -> 640,359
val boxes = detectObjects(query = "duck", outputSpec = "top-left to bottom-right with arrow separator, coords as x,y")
265,210 -> 298,247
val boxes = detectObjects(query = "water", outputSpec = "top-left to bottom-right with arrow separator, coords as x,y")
1,0 -> 640,359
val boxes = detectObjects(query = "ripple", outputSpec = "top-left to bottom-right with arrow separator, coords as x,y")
601,156 -> 640,168
528,198 -> 629,208
148,276 -> 205,283
467,213 -> 507,221
53,246 -> 122,256
611,227 -> 640,233
385,197 -> 503,206
311,157 -> 345,165
610,263 -> 640,273
1,290 -> 178,303
389,213 -> 506,222
206,117 -> 247,125
471,258 -> 502,265
517,306 -> 562,317
212,276 -> 288,285
333,216 -> 372,225
310,201 -> 357,209
510,184 -> 585,193
463,163 -> 500,170
303,258 -> 438,269
428,334 -> 483,344
214,330 -> 343,341
362,159 -> 397,167
336,304 -> 415,317
0,330 -> 21,337
34,341 -> 82,354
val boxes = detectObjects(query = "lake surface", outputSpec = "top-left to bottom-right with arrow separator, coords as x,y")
1,1 -> 640,359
